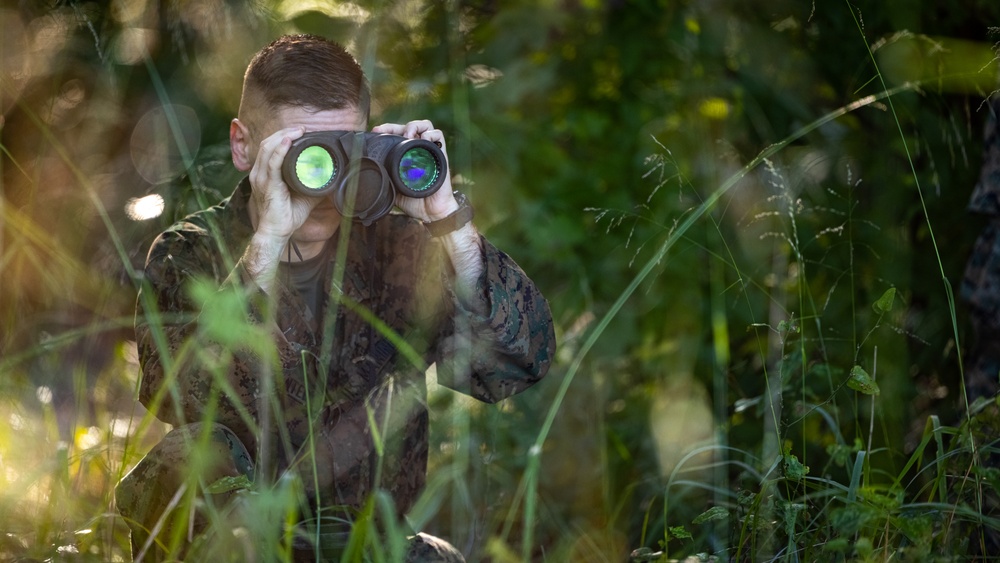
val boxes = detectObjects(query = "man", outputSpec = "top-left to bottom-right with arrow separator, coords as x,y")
948,95 -> 1000,557
116,34 -> 555,561
962,95 -> 1000,403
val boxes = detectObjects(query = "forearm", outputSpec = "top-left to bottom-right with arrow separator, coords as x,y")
436,222 -> 486,312
229,231 -> 288,297
136,248 -> 296,427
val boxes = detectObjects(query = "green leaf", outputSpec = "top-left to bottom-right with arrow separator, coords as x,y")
859,486 -> 902,510
856,537 -> 874,558
978,466 -> 1000,494
189,278 -> 269,350
830,505 -> 876,536
847,365 -> 880,395
873,287 -> 896,314
823,538 -> 851,553
894,512 -> 933,543
205,474 -> 252,494
693,506 -> 729,524
783,452 -> 810,480
667,526 -> 692,540
826,441 -> 855,467
781,501 -> 805,537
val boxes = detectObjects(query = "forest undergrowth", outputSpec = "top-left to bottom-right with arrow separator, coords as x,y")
2,88 -> 998,563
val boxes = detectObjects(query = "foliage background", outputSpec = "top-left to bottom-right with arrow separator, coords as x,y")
1,0 -> 999,560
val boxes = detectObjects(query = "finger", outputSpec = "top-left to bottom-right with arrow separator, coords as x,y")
253,127 -> 304,185
265,134 -> 293,176
418,128 -> 446,149
250,140 -> 285,190
258,126 -> 306,154
372,123 -> 404,135
403,120 -> 434,139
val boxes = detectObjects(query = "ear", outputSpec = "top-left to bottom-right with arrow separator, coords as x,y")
230,118 -> 254,171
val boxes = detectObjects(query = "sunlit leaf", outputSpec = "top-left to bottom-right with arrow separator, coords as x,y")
189,278 -> 273,355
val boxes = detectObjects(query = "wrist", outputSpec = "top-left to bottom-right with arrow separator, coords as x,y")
425,192 -> 474,237
425,201 -> 461,222
244,231 -> 288,290
251,230 -> 291,254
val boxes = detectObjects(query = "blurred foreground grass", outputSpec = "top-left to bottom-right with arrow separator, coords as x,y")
0,338 -> 171,561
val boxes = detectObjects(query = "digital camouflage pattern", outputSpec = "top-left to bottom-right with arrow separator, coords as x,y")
116,178 -> 555,560
115,422 -> 255,559
944,398 -> 1000,557
940,95 -> 1000,560
962,96 -> 1000,401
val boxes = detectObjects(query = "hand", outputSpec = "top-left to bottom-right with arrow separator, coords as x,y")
248,126 -> 323,240
371,120 -> 459,222
374,120 -> 485,300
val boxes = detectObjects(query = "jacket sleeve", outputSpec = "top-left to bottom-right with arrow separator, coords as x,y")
429,235 -> 556,403
133,225 -> 302,437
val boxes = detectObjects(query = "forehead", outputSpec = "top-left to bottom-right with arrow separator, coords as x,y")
268,105 -> 366,135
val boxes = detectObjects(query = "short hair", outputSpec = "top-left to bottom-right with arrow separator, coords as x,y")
239,34 -> 370,135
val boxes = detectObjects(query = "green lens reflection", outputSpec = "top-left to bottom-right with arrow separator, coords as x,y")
398,147 -> 439,192
296,145 -> 335,190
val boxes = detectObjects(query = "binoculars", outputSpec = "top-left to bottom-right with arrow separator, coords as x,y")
281,130 -> 448,225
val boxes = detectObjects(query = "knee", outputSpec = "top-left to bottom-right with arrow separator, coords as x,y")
116,422 -> 254,517
405,532 -> 466,563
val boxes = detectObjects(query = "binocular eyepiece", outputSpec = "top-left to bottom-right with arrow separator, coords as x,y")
281,130 -> 448,225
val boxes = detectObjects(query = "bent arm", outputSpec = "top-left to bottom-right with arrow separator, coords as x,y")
134,227 -> 301,436
431,237 -> 556,403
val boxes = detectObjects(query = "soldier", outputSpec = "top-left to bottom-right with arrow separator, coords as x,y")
115,34 -> 555,561
962,95 -> 1000,403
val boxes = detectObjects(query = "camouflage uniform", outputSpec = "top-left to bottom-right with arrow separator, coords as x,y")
116,179 -> 555,561
961,96 -> 1000,402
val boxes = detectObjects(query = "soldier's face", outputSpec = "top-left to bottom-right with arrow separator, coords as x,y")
268,105 -> 366,244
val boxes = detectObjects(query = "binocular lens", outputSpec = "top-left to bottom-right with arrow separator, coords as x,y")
295,145 -> 337,191
398,147 -> 440,193
283,131 -> 448,225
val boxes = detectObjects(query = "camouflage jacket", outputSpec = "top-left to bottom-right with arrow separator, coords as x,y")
963,97 -> 1000,325
134,178 -> 555,514
967,98 -> 1000,218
